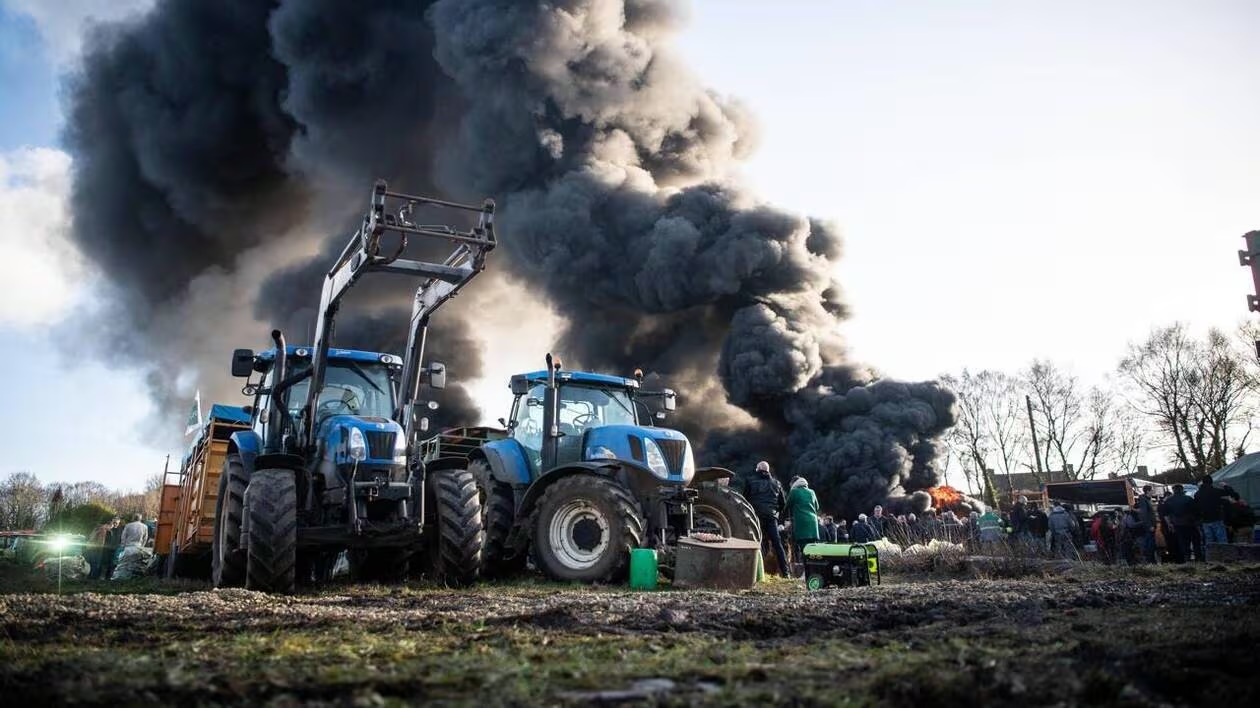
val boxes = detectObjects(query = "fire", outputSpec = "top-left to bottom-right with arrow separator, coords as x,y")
927,485 -> 963,509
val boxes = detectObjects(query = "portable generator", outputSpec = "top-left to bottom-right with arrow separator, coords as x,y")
802,542 -> 880,591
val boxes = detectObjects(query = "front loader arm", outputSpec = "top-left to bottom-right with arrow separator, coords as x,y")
303,180 -> 496,452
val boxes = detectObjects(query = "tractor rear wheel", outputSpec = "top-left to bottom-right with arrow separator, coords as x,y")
242,469 -> 297,593
470,459 -> 525,578
422,468 -> 483,586
693,483 -> 762,543
212,455 -> 248,588
532,475 -> 645,583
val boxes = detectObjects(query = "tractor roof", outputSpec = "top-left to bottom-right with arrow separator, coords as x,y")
256,346 -> 401,365
511,370 -> 639,389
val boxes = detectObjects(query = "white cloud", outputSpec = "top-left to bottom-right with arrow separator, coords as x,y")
3,0 -> 153,63
0,147 -> 81,326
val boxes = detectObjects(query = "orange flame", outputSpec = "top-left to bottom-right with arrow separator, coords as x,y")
927,485 -> 963,509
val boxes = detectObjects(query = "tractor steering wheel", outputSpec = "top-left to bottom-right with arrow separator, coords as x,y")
569,412 -> 596,430
318,398 -> 354,417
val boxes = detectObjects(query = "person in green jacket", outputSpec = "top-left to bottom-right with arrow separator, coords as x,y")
786,476 -> 821,570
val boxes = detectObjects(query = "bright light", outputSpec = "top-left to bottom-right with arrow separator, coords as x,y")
48,535 -> 72,553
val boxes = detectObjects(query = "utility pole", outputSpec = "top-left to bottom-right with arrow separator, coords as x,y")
1026,395 -> 1045,480
1240,230 -> 1260,358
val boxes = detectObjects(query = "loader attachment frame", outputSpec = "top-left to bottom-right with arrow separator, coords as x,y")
303,180 -> 496,454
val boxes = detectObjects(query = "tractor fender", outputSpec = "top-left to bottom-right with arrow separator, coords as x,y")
228,430 -> 264,480
692,466 -> 736,486
478,438 -> 533,485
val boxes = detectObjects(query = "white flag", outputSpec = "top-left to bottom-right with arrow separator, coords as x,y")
184,390 -> 202,435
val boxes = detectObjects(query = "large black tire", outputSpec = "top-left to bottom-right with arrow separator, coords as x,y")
422,468 -> 483,586
693,483 -> 762,543
470,459 -> 525,578
212,455 -> 247,588
531,475 -> 645,583
242,469 -> 297,593
350,548 -> 412,583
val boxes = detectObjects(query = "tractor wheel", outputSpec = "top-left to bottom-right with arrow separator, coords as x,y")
422,468 -> 483,586
242,469 -> 297,593
212,455 -> 248,588
470,459 -> 525,578
350,548 -> 412,583
692,483 -> 762,543
531,475 -> 645,583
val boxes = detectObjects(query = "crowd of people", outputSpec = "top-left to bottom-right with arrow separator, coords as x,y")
741,461 -> 1256,575
86,514 -> 152,580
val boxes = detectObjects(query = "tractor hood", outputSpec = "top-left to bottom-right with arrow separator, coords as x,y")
583,425 -> 694,484
320,415 -> 405,466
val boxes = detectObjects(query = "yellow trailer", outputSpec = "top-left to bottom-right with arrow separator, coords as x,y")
157,404 -> 251,576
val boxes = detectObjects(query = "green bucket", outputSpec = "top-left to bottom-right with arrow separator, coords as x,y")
629,548 -> 659,590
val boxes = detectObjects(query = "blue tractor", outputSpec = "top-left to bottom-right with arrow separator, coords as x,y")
421,355 -> 761,583
212,181 -> 496,592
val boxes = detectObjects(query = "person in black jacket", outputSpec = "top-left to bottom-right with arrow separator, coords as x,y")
1162,484 -> 1202,562
1195,476 -> 1239,553
850,514 -> 876,543
741,460 -> 790,578
818,515 -> 839,543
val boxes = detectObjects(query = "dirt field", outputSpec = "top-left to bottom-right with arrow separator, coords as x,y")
1,561 -> 1257,706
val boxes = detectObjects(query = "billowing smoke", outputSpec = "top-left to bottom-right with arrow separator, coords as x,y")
63,0 -> 955,516
62,0 -> 482,429
425,0 -> 956,515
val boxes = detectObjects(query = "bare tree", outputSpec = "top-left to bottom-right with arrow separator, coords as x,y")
0,472 -> 46,530
1118,324 -> 1256,475
941,370 -> 1025,505
1024,361 -> 1141,479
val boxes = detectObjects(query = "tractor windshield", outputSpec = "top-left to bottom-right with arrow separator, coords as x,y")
511,382 -> 640,470
558,384 -> 638,432
283,359 -> 396,424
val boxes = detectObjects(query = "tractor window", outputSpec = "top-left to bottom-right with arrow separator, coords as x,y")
289,360 -> 395,424
558,385 -> 637,433
512,384 -> 546,467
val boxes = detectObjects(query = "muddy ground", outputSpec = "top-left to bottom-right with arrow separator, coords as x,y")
1,562 -> 1257,706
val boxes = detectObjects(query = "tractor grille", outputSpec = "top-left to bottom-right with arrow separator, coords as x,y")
365,431 -> 397,459
655,439 -> 687,473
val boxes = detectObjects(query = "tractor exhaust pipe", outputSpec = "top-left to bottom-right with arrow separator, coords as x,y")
265,329 -> 287,454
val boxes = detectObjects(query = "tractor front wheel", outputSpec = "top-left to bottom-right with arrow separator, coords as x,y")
242,469 -> 297,593
532,475 -> 645,583
212,455 -> 248,588
692,483 -> 762,543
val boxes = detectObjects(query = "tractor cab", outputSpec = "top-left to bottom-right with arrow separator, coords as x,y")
246,346 -> 409,469
505,367 -> 688,483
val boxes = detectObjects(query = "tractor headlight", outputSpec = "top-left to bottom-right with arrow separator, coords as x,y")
347,427 -> 368,462
643,438 -> 670,479
680,444 -> 695,484
393,430 -> 407,464
587,445 -> 617,460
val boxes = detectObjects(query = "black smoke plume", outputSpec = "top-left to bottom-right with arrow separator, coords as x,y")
64,0 -> 955,517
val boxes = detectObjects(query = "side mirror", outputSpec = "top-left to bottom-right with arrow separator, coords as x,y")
231,349 -> 255,378
510,377 -> 529,396
662,389 -> 677,412
428,362 -> 447,390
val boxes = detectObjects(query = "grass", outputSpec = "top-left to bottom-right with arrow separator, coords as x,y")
2,560 -> 1258,705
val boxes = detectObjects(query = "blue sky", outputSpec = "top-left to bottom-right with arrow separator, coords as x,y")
1,0 -> 1257,490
